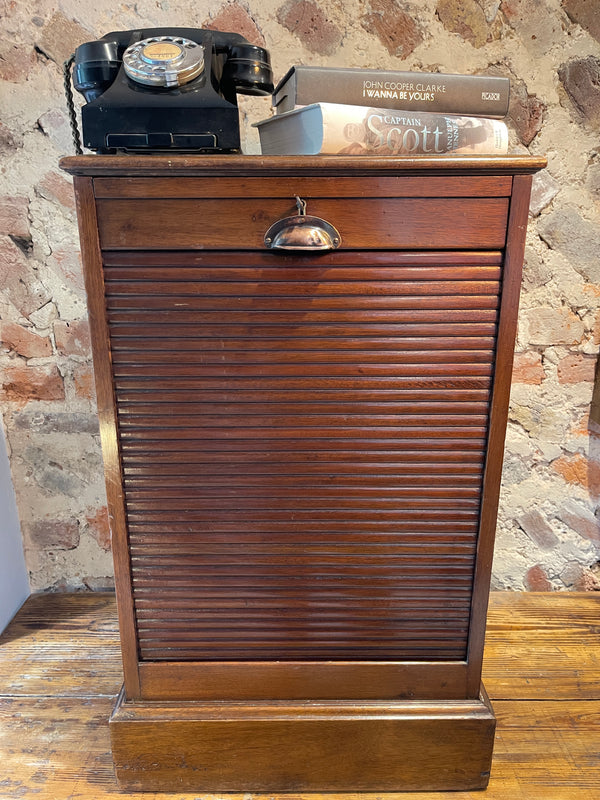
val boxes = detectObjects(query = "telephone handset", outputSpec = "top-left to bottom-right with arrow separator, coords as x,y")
67,28 -> 273,153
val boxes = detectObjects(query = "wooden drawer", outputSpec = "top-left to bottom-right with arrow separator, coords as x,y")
94,175 -> 511,251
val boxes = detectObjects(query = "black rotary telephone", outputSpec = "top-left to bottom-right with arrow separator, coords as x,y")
64,28 -> 273,154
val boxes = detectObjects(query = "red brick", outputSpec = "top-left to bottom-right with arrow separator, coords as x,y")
53,319 -> 91,356
512,350 -> 544,384
24,519 -> 80,550
85,506 -> 111,552
36,172 -> 76,212
519,509 -> 559,549
1,363 -> 65,406
557,353 -> 597,383
552,452 -> 587,485
508,81 -> 545,146
0,196 -> 30,238
205,4 -> 266,47
0,235 -> 28,284
0,320 -> 52,358
552,453 -> 600,499
361,0 -> 423,57
73,364 -> 96,401
524,564 -> 552,591
277,0 -> 343,55
559,500 -> 600,543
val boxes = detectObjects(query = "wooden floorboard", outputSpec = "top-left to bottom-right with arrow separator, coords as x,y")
0,593 -> 121,698
0,591 -> 599,799
483,592 -> 600,700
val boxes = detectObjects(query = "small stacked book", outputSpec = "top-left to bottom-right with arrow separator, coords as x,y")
256,66 -> 510,156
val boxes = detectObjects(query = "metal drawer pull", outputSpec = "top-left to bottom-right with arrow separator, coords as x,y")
264,196 -> 341,251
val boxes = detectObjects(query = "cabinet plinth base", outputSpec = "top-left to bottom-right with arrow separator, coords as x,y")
109,685 -> 495,792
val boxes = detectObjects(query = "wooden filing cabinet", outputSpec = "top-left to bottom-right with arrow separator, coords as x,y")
61,154 -> 545,792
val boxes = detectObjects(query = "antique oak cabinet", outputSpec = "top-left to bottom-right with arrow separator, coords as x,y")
61,154 -> 545,792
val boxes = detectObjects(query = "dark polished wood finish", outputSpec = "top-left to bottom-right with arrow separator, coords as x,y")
109,689 -> 496,792
466,173 -> 535,695
71,177 -> 141,699
96,196 -> 510,249
60,153 -> 547,176
61,154 -> 545,791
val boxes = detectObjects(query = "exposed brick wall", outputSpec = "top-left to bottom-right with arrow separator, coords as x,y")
1,0 -> 599,591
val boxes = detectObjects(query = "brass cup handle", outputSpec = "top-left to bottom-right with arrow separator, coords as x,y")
264,197 -> 341,251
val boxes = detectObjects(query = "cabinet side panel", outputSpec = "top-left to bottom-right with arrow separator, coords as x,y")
72,177 -> 140,698
466,174 -> 533,696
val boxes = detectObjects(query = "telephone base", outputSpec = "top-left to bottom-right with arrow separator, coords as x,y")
105,132 -> 220,150
103,147 -> 242,155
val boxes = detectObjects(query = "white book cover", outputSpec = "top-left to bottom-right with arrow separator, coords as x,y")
256,103 -> 509,156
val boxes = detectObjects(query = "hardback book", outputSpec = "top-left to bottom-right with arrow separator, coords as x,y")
272,66 -> 510,118
255,103 -> 509,156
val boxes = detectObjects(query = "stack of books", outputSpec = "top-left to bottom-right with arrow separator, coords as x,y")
255,66 -> 511,156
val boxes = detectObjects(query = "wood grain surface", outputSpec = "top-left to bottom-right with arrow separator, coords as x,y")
66,156 -> 543,712
108,690 -> 496,792
101,251 -> 502,665
72,176 -> 141,698
96,196 -> 509,250
60,155 -> 548,787
465,173 -> 533,695
59,153 -> 548,177
92,174 -> 513,198
1,591 -> 598,798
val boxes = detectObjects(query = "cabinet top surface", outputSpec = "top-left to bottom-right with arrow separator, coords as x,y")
60,153 -> 546,178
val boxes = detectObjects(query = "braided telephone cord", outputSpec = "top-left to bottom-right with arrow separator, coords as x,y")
63,54 -> 83,155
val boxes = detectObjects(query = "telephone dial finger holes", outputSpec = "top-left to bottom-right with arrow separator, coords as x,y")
123,36 -> 205,88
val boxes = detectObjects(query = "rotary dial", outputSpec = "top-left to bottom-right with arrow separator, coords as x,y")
123,36 -> 205,88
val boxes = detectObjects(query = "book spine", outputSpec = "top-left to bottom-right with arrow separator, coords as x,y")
277,69 -> 510,118
319,105 -> 508,155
